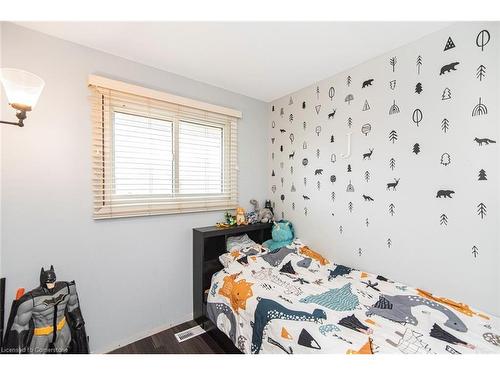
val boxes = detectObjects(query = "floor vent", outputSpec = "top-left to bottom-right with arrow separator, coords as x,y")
174,325 -> 206,343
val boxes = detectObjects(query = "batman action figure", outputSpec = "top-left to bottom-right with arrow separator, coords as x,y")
2,266 -> 89,354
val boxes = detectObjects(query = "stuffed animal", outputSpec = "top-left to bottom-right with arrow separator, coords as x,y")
224,211 -> 236,226
247,199 -> 260,224
236,207 -> 247,225
263,220 -> 294,252
249,199 -> 274,223
259,207 -> 273,223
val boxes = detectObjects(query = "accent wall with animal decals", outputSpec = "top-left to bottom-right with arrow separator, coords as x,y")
268,23 -> 499,315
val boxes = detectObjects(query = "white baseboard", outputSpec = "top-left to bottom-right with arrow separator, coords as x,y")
96,312 -> 194,354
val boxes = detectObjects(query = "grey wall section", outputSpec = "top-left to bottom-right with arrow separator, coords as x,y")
0,23 -> 268,352
269,22 -> 500,315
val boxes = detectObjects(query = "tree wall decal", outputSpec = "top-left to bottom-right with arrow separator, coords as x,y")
442,88 -> 452,100
387,238 -> 392,248
440,213 -> 448,226
413,143 -> 421,155
441,118 -> 450,133
389,158 -> 396,171
347,76 -> 352,87
389,130 -> 398,143
328,86 -> 335,100
476,29 -> 491,51
416,55 -> 422,74
361,123 -> 371,136
389,100 -> 400,115
389,56 -> 397,72
476,65 -> 486,81
440,153 -> 451,166
477,202 -> 487,219
472,97 -> 488,117
478,169 -> 487,181
415,82 -> 423,94
365,170 -> 370,182
412,109 -> 423,126
389,203 -> 395,216
472,246 -> 479,258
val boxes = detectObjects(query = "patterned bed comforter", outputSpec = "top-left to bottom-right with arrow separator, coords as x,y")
206,240 -> 500,354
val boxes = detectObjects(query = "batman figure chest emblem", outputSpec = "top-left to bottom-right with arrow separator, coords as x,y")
42,293 -> 66,306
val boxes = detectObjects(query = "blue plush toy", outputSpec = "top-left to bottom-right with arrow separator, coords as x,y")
263,220 -> 294,252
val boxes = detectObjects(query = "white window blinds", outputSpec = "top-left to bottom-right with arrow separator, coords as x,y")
89,76 -> 239,219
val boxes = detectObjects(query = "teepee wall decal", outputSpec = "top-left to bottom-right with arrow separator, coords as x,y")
444,37 -> 455,51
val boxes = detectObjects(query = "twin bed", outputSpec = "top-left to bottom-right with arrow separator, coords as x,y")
202,232 -> 500,354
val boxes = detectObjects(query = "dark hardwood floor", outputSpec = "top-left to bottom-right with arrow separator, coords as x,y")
109,320 -> 229,354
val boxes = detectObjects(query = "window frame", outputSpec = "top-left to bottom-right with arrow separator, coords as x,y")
90,76 -> 240,219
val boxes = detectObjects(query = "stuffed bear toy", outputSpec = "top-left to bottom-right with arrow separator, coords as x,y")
263,220 -> 294,252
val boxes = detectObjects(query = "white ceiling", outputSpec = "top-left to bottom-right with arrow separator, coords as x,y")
16,22 -> 451,102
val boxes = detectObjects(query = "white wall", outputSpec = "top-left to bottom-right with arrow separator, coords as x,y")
0,23 -> 268,353
269,22 -> 500,315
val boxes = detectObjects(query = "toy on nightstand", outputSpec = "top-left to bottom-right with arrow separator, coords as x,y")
246,199 -> 260,224
248,199 -> 273,223
216,211 -> 237,228
262,220 -> 295,252
246,211 -> 259,224
264,200 -> 274,215
236,207 -> 248,225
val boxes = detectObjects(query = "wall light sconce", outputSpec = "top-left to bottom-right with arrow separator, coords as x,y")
0,68 -> 45,127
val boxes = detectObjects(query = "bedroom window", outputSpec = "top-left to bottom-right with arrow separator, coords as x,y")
89,76 -> 240,219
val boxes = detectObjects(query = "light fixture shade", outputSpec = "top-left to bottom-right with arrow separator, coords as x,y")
0,68 -> 45,110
